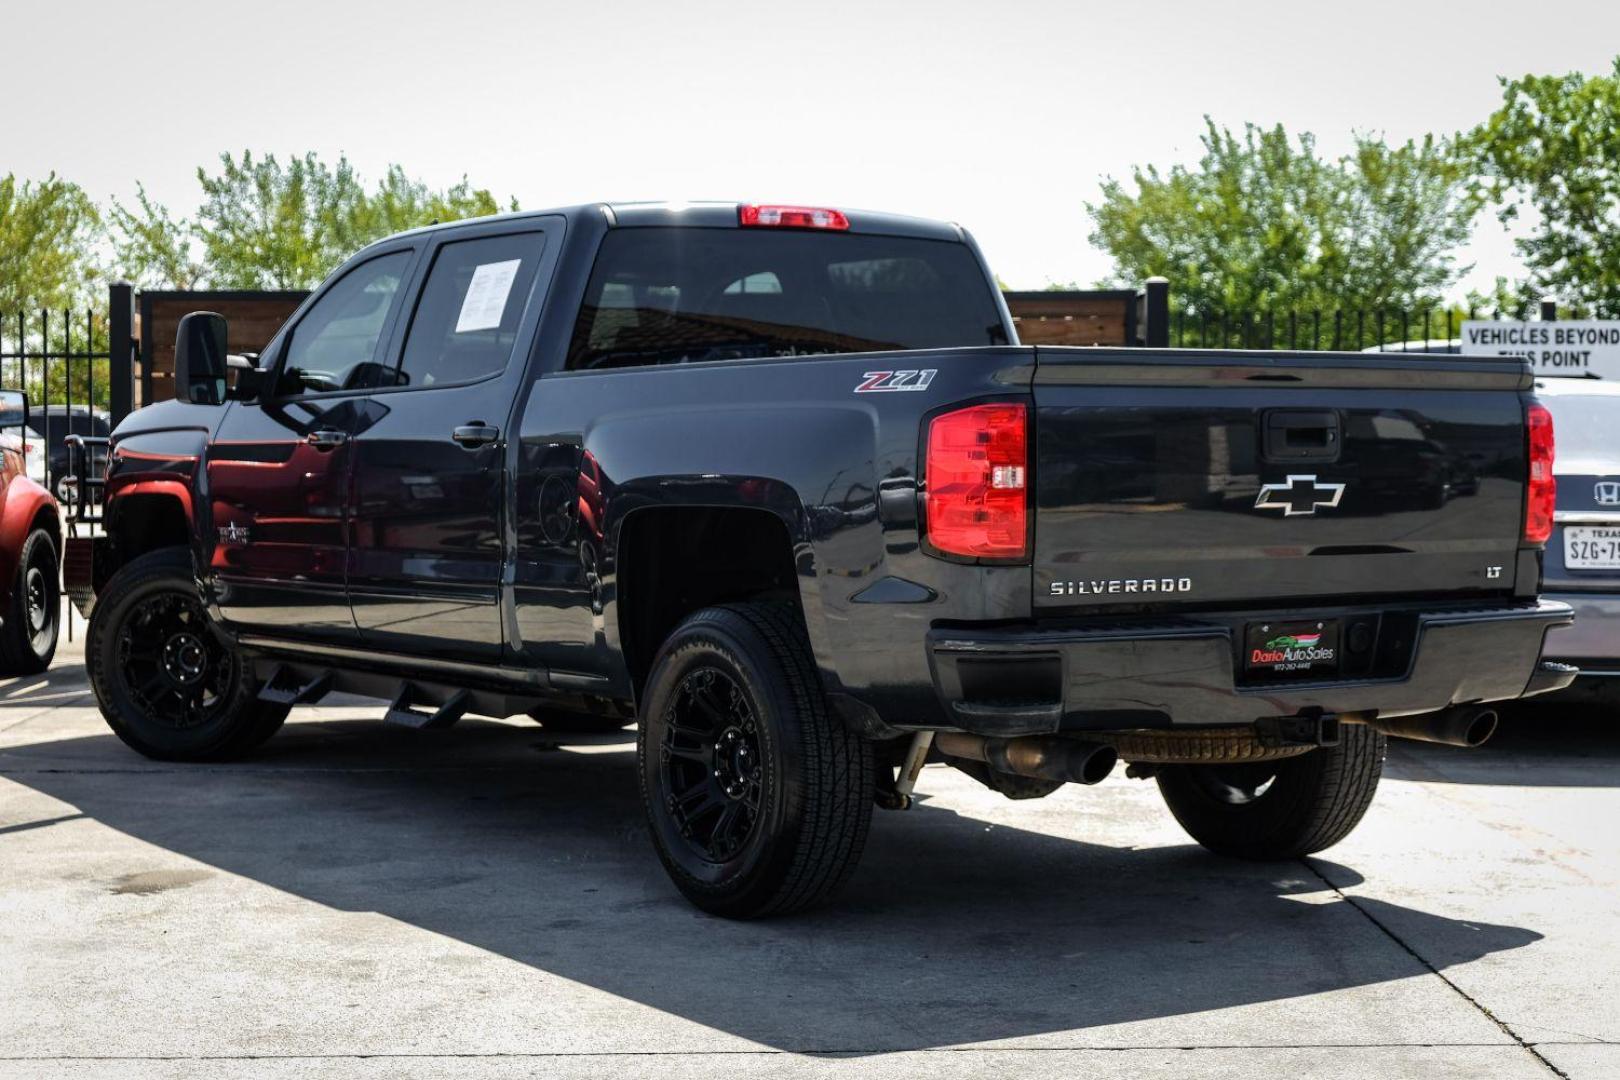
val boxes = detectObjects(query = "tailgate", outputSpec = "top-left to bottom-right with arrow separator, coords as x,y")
1032,348 -> 1533,613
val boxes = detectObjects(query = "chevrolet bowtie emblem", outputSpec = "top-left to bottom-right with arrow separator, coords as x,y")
1254,474 -> 1346,517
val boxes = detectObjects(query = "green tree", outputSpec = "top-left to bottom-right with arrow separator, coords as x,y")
1087,120 -> 1476,329
110,152 -> 513,290
107,184 -> 204,291
0,172 -> 102,312
1470,58 -> 1620,316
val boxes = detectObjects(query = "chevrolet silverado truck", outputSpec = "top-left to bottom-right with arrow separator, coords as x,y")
76,202 -> 1576,917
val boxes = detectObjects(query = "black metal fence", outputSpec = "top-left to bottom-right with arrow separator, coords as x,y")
0,283 -> 134,499
0,284 -> 135,639
1118,275 -> 1598,354
1161,298 -> 1598,353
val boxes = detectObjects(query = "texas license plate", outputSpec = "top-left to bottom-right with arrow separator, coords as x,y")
1565,526 -> 1620,570
1245,619 -> 1341,678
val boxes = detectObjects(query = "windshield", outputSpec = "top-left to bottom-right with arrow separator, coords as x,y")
566,228 -> 1008,370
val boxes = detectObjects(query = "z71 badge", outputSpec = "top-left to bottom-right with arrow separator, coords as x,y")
854,369 -> 937,393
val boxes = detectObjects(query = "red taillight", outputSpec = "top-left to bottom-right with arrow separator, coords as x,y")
738,204 -> 850,230
1525,402 -> 1556,544
925,403 -> 1028,560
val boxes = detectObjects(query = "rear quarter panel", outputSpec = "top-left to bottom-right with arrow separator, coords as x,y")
516,347 -> 1033,722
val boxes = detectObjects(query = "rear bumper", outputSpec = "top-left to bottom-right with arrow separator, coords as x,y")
1540,591 -> 1620,669
927,599 -> 1575,737
1538,592 -> 1620,702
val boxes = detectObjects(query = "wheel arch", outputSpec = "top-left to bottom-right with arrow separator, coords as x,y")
99,483 -> 196,593
611,502 -> 819,701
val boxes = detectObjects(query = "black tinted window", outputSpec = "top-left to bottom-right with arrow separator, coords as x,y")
281,251 -> 411,395
26,412 -> 107,440
397,232 -> 546,388
566,228 -> 1007,370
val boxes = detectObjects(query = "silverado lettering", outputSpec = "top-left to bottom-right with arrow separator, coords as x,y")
1050,578 -> 1193,596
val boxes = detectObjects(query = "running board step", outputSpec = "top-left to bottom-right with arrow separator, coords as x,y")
257,665 -> 333,706
383,684 -> 469,730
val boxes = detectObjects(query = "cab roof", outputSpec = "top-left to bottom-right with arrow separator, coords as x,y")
374,201 -> 965,246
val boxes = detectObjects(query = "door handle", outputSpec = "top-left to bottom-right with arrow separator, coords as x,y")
306,429 -> 348,451
1262,410 -> 1340,464
452,423 -> 500,449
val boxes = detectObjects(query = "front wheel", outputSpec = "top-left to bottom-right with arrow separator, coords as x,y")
1156,723 -> 1386,859
87,548 -> 289,761
0,527 -> 59,675
638,603 -> 874,918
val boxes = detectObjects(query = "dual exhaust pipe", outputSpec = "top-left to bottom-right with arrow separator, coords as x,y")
1360,705 -> 1499,748
934,732 -> 1118,786
933,705 -> 1496,791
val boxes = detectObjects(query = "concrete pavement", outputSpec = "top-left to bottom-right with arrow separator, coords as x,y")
1,638 -> 1615,1078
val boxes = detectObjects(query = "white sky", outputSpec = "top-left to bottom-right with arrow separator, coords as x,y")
5,0 -> 1618,297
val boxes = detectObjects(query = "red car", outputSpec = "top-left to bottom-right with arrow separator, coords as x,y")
0,390 -> 63,674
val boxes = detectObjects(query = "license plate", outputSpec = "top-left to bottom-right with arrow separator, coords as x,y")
1245,619 -> 1341,678
1565,526 -> 1620,570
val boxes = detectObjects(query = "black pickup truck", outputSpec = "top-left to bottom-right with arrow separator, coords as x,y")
76,202 -> 1575,917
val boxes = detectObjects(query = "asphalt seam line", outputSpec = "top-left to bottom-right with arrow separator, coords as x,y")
0,1043 -> 1590,1060
1301,856 -> 1570,1080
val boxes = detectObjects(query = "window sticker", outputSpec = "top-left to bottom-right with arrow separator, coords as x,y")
455,259 -> 522,333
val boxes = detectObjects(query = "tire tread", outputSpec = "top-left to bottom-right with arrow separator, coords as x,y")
0,528 -> 58,676
1157,723 -> 1386,859
88,547 -> 287,761
639,601 -> 873,917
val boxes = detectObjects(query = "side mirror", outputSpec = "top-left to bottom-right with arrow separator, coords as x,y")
174,311 -> 229,406
0,389 -> 27,432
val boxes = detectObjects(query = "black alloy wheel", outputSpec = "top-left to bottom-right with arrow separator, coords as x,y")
0,527 -> 59,675
660,666 -> 765,863
88,548 -> 288,761
115,589 -> 234,731
638,603 -> 874,918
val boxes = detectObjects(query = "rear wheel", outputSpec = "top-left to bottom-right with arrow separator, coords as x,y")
1156,723 -> 1386,859
0,528 -> 59,676
638,603 -> 874,918
87,548 -> 288,761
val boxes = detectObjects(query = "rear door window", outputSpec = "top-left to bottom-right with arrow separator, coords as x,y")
395,232 -> 547,389
566,228 -> 1007,370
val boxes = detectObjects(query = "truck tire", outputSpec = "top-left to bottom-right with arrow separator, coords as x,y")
87,548 -> 289,761
1156,723 -> 1386,860
638,603 -> 874,918
0,528 -> 59,675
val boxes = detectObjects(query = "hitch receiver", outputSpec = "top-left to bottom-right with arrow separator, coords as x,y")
1257,713 -> 1342,749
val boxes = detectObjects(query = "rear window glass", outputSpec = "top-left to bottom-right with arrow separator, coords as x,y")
565,228 -> 1007,371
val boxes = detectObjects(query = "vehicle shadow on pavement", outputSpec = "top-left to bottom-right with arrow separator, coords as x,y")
0,664 -> 98,711
2,714 -> 1545,1054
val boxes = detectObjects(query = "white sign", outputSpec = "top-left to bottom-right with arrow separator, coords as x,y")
1460,319 -> 1620,379
455,259 -> 522,333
